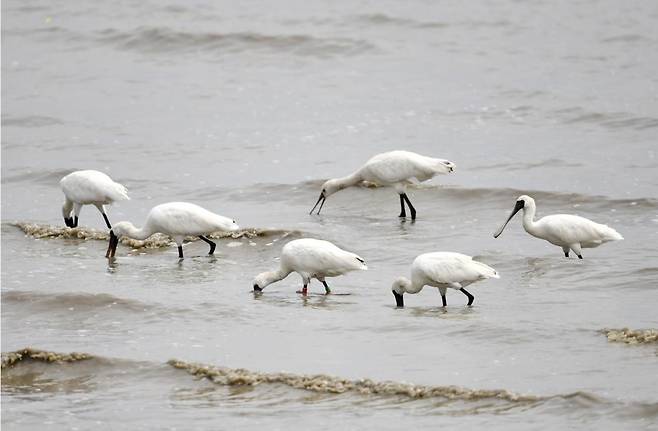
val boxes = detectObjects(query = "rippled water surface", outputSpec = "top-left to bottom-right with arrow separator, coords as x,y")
2,0 -> 658,429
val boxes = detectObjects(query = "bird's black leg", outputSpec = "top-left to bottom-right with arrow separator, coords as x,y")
322,280 -> 331,294
460,288 -> 474,306
64,217 -> 73,227
102,213 -> 112,229
441,294 -> 447,307
178,246 -> 184,259
398,194 -> 406,218
198,235 -> 216,255
402,194 -> 416,220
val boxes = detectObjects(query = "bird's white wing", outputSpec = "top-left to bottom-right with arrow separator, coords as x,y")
417,253 -> 494,285
148,203 -> 234,235
361,151 -> 451,184
284,240 -> 366,276
539,214 -> 619,244
61,170 -> 127,203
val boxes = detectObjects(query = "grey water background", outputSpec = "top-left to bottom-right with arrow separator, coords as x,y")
2,0 -> 658,429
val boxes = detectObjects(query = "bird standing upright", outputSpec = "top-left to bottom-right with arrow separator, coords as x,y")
493,195 -> 623,258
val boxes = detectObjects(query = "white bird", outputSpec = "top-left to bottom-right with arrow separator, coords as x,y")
60,170 -> 129,229
252,238 -> 367,295
105,202 -> 239,259
493,195 -> 623,259
391,252 -> 499,308
310,150 -> 455,220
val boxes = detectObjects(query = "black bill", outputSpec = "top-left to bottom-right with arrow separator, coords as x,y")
493,200 -> 525,238
393,291 -> 404,308
309,192 -> 326,215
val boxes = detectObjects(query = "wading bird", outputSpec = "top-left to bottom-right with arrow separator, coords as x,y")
252,238 -> 367,295
105,202 -> 239,259
60,170 -> 129,228
493,195 -> 623,259
391,252 -> 499,308
310,151 -> 455,220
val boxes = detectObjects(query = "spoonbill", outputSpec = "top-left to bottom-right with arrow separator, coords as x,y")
310,150 -> 455,220
105,202 -> 239,259
252,238 -> 367,295
391,252 -> 499,308
60,170 -> 129,229
493,195 -> 623,259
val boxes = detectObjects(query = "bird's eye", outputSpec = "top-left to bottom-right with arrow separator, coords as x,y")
322,189 -> 326,193
232,220 -> 236,223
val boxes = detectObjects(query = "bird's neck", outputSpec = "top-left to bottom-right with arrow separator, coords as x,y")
403,276 -> 424,294
522,203 -> 538,235
335,172 -> 363,189
406,274 -> 425,293
262,267 -> 293,288
120,223 -> 154,240
62,199 -> 73,218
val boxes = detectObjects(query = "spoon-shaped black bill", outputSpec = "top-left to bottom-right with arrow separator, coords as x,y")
106,231 -> 119,258
393,291 -> 404,308
493,200 -> 525,238
309,192 -> 326,215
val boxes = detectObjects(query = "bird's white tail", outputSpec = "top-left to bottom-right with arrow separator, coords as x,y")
473,260 -> 500,279
602,225 -> 623,241
109,182 -> 130,201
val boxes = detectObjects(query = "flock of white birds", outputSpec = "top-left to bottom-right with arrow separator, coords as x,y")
59,150 -> 622,307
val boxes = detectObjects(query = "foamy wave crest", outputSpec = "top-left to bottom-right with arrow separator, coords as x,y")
167,359 -> 538,402
2,348 -> 92,369
97,27 -> 375,58
11,222 -> 300,249
602,328 -> 658,345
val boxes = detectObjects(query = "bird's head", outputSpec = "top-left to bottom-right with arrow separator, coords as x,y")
493,195 -> 534,238
310,179 -> 343,215
252,271 -> 274,292
391,277 -> 410,308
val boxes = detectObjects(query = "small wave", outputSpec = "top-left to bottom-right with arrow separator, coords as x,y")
601,328 -> 658,345
602,34 -> 654,44
552,107 -> 658,130
1,348 -> 606,409
2,348 -> 92,369
167,358 -> 539,403
10,222 -> 301,249
1,168 -> 77,185
472,158 -> 584,171
2,290 -> 150,313
96,27 -> 375,58
355,13 -> 448,29
430,186 -> 658,210
1,115 -> 64,128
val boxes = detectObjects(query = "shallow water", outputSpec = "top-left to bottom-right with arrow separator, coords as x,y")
2,0 -> 658,429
